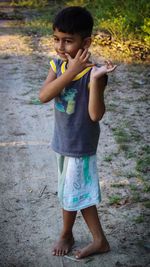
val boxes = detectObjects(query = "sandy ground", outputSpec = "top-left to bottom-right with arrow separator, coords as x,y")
0,17 -> 150,267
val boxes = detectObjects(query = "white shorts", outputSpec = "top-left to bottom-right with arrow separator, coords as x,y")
56,154 -> 101,211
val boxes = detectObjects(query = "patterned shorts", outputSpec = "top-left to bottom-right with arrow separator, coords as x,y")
56,154 -> 101,211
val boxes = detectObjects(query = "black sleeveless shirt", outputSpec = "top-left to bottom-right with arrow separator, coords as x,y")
50,58 -> 101,157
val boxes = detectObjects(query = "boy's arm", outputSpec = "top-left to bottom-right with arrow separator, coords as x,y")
42,67 -> 57,87
88,75 -> 106,121
88,61 -> 117,121
39,49 -> 94,103
39,66 -> 76,103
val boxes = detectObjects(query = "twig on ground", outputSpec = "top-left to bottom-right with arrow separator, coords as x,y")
39,185 -> 47,197
64,255 -> 81,262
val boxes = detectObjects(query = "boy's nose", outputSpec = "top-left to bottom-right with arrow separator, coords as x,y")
58,41 -> 65,51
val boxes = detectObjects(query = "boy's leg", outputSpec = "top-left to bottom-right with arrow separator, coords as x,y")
52,209 -> 77,256
75,205 -> 110,259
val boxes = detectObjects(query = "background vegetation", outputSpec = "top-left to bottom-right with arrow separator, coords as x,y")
11,0 -> 150,61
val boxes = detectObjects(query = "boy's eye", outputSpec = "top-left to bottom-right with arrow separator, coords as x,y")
65,40 -> 72,44
54,37 -> 59,42
53,37 -> 73,44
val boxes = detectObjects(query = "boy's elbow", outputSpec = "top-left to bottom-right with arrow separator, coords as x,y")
90,114 -> 104,122
89,108 -> 106,122
39,90 -> 51,103
39,91 -> 46,103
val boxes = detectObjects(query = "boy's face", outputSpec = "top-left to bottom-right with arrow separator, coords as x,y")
53,28 -> 90,60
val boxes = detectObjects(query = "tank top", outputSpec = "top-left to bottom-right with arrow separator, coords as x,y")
50,58 -> 100,157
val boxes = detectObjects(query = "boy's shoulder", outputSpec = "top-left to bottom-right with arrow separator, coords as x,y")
50,57 -> 63,66
50,57 -> 64,73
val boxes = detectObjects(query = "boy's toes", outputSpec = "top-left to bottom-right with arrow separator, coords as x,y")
75,250 -> 82,259
52,249 -> 56,256
64,249 -> 68,255
58,250 -> 62,256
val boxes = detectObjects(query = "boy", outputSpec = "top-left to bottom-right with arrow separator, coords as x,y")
39,6 -> 116,259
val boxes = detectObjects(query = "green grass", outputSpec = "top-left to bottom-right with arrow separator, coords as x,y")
130,184 -> 138,191
133,215 -> 144,223
126,172 -> 135,179
111,183 -> 126,188
111,123 -> 145,161
109,195 -> 122,205
143,183 -> 150,193
137,95 -> 149,102
143,200 -> 150,208
104,155 -> 113,162
112,127 -> 134,158
131,192 -> 141,203
136,155 -> 150,174
112,128 -> 131,144
107,103 -> 118,112
141,145 -> 150,154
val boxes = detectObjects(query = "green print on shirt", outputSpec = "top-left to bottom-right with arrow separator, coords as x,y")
55,88 -> 77,115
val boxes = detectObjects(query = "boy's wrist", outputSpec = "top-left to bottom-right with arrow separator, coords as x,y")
90,76 -> 101,84
90,73 -> 105,81
66,67 -> 79,78
67,64 -> 84,78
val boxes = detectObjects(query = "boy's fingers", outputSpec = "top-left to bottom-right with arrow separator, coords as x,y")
83,52 -> 91,62
80,48 -> 88,59
112,65 -> 117,70
75,49 -> 83,58
105,60 -> 112,65
110,65 -> 117,70
104,60 -> 117,70
65,53 -> 72,60
107,65 -> 117,72
105,60 -> 113,68
113,65 -> 117,69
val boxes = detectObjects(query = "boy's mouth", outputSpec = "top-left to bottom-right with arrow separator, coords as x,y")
58,52 -> 67,58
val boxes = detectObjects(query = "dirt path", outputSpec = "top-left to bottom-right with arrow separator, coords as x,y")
0,14 -> 150,267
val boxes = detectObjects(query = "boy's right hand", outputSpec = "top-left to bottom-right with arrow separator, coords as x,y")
65,49 -> 94,75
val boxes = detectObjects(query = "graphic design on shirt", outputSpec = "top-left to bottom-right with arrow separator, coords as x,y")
55,87 -> 78,115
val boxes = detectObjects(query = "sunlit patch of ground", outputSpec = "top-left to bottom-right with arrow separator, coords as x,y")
0,34 -> 33,56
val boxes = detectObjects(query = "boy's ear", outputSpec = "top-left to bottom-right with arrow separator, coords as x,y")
83,37 -> 92,49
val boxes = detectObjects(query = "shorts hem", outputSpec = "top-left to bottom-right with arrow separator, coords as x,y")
60,200 -> 101,212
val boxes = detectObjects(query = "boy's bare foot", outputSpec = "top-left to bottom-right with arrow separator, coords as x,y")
75,238 -> 110,259
52,234 -> 74,256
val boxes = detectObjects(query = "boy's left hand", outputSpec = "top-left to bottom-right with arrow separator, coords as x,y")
91,60 -> 117,80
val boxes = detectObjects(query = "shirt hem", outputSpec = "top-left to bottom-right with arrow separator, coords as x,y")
51,146 -> 97,157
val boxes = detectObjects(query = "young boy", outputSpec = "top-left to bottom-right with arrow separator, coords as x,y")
39,6 -> 116,259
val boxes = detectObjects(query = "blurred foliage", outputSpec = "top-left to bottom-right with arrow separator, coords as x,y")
141,18 -> 150,46
12,0 -> 150,61
12,0 -> 49,8
12,0 -> 150,43
66,0 -> 150,43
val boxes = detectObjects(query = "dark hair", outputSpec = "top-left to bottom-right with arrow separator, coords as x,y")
53,6 -> 93,38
